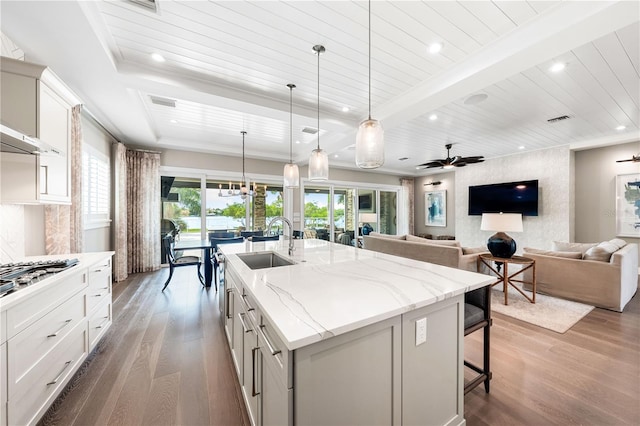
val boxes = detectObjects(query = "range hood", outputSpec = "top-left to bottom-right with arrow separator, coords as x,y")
0,124 -> 61,155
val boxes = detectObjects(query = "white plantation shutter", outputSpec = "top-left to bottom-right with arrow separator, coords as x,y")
82,145 -> 110,227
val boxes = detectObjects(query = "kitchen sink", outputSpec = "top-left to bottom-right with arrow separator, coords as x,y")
237,251 -> 296,270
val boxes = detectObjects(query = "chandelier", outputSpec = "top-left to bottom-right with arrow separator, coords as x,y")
217,131 -> 255,200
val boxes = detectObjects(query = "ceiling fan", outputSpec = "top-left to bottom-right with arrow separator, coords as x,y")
418,143 -> 485,169
616,153 -> 640,163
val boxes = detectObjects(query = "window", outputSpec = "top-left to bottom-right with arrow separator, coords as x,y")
82,145 -> 110,228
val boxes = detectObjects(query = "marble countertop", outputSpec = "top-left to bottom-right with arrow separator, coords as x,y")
0,251 -> 114,311
221,239 -> 493,351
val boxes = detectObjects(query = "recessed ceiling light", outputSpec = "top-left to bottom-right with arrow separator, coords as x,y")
519,146 -> 525,150
398,157 -> 409,161
429,114 -> 438,121
170,119 -> 178,124
295,140 -> 301,144
334,154 -> 339,158
549,62 -> 565,73
341,106 -> 349,113
151,52 -> 165,62
415,166 -> 421,170
616,125 -> 626,131
428,42 -> 443,54
464,94 -> 488,105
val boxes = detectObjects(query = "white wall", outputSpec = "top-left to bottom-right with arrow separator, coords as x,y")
575,141 -> 640,264
454,146 -> 574,252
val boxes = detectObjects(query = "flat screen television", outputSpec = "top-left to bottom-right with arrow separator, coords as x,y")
358,194 -> 372,210
468,180 -> 539,216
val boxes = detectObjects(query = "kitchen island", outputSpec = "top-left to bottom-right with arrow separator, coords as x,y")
219,239 -> 493,426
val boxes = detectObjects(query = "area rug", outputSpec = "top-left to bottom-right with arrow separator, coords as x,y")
491,285 -> 594,333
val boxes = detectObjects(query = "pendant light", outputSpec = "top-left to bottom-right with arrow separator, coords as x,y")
283,83 -> 300,188
355,0 -> 384,169
309,44 -> 329,181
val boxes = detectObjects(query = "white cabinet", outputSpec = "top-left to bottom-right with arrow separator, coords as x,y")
86,257 -> 112,351
0,57 -> 80,204
0,252 -> 113,426
1,342 -> 6,426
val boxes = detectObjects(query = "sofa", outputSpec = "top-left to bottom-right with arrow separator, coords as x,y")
522,239 -> 638,312
362,232 -> 486,272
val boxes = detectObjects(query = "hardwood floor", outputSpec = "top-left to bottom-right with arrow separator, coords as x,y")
40,268 -> 639,425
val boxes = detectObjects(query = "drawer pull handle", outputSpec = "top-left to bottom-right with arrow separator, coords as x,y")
92,293 -> 103,297
238,312 -> 252,333
225,289 -> 232,319
47,319 -> 72,338
258,325 -> 281,356
47,360 -> 72,386
251,347 -> 260,397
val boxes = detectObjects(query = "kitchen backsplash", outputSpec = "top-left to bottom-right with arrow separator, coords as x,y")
0,204 -> 25,262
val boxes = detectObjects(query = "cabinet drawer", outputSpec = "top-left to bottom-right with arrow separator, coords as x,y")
258,316 -> 292,389
8,322 -> 87,426
88,300 -> 111,351
7,289 -> 85,394
6,270 -> 87,339
87,262 -> 111,313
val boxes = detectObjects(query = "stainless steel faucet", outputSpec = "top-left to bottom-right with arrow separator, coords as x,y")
266,216 -> 295,256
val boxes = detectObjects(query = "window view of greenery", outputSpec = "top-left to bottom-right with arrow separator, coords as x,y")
304,187 -> 331,240
161,177 -> 284,242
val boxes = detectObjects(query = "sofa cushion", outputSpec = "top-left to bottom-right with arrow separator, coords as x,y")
552,241 -> 597,253
369,232 -> 406,240
523,247 -> 583,259
609,238 -> 627,249
462,246 -> 488,255
406,234 -> 461,247
583,241 -> 618,262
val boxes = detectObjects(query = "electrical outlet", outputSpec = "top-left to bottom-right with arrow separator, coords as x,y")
415,317 -> 427,346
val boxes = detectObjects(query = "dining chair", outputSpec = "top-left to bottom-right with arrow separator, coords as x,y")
241,230 -> 264,238
464,286 -> 492,394
208,231 -> 235,239
162,235 -> 204,292
210,236 -> 244,291
251,235 -> 279,242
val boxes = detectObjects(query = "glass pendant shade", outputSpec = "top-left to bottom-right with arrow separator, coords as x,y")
283,163 -> 300,188
356,118 -> 384,168
308,148 -> 329,181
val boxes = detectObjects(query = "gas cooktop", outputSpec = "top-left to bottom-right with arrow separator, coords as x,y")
0,258 -> 79,297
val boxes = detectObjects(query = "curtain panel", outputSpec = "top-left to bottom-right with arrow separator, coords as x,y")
401,178 -> 415,235
113,143 -> 128,282
126,150 -> 161,274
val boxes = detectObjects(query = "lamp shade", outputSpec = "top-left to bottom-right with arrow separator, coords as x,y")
481,213 -> 523,258
359,213 -> 377,224
308,148 -> 329,181
283,163 -> 299,188
480,213 -> 523,232
355,118 -> 384,168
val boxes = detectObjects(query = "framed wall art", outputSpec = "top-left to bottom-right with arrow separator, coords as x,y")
425,190 -> 446,227
616,173 -> 640,238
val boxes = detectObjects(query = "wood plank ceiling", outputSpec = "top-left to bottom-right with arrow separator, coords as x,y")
1,0 -> 638,175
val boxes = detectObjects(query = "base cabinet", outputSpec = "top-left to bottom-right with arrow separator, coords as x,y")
0,253 -> 113,426
225,264 -> 465,426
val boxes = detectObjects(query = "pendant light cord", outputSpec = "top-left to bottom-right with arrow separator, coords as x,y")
317,47 -> 320,151
288,84 -> 295,163
368,0 -> 372,120
241,131 -> 246,182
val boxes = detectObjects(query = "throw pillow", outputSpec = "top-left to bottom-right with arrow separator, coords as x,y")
583,241 -> 618,262
552,241 -> 597,253
523,247 -> 582,259
462,246 -> 488,255
609,238 -> 627,249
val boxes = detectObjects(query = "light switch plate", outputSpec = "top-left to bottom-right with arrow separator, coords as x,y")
416,317 -> 427,346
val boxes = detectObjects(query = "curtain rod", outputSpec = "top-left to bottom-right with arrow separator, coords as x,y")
134,148 -> 162,154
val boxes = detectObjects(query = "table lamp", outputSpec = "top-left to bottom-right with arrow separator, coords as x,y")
359,213 -> 377,235
480,213 -> 523,258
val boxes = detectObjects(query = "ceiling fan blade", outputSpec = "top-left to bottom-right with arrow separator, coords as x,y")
450,156 -> 463,164
462,157 -> 485,164
417,160 -> 446,167
616,159 -> 633,162
422,163 -> 445,169
453,162 -> 467,167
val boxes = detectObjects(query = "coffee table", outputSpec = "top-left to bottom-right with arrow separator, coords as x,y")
478,254 -> 536,305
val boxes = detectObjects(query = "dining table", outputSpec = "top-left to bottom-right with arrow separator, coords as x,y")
174,239 -> 214,287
